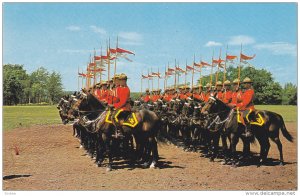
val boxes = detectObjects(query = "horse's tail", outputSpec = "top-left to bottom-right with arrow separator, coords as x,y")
279,114 -> 293,142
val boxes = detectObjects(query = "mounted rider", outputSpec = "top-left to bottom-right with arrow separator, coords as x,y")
215,81 -> 223,100
109,73 -> 131,133
204,83 -> 212,102
98,80 -> 110,103
142,88 -> 151,103
222,80 -> 232,104
192,85 -> 204,102
236,77 -> 255,138
228,78 -> 242,107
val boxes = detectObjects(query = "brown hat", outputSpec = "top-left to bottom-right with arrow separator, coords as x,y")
233,79 -> 240,84
223,80 -> 231,86
216,81 -> 222,86
119,73 -> 128,80
243,77 -> 253,83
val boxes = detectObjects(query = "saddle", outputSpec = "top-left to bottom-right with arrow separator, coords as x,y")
105,110 -> 138,128
236,109 -> 265,126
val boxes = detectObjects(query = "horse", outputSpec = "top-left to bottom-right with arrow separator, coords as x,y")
201,96 -> 294,166
73,91 -> 161,171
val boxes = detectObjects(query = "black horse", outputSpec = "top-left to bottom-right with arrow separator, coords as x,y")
201,96 -> 293,166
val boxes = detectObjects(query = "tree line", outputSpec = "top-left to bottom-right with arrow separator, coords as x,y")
3,64 -> 64,105
199,66 -> 297,105
3,64 -> 297,105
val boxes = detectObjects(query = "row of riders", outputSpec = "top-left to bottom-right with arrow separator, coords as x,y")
57,73 -> 293,171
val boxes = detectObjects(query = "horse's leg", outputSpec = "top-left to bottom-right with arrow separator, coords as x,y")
230,133 -> 239,167
240,137 -> 251,162
102,133 -> 113,171
149,136 -> 159,168
270,136 -> 284,165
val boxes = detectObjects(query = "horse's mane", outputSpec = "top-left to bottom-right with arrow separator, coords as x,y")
86,93 -> 106,111
211,96 -> 231,113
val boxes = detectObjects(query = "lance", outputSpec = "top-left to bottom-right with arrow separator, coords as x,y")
113,36 -> 118,83
210,51 -> 214,87
93,48 -> 96,87
215,48 -> 222,85
199,57 -> 203,92
192,54 -> 195,88
157,67 -> 160,90
184,59 -> 187,88
164,64 -> 167,91
177,60 -> 180,87
151,67 -> 154,92
223,45 -> 228,87
174,59 -> 177,89
238,44 -> 243,86
141,72 -> 143,95
147,69 -> 150,90
107,39 -> 110,81
77,66 -> 80,91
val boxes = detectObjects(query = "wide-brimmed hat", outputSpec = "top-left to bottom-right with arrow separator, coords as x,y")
232,79 -> 240,84
243,77 -> 253,83
223,80 -> 231,86
216,81 -> 222,86
119,73 -> 128,80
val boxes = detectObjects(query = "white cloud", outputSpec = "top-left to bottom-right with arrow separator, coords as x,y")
90,25 -> 107,36
254,42 -> 296,56
204,41 -> 222,47
59,49 -> 94,54
228,35 -> 255,45
118,32 -> 143,45
66,25 -> 81,31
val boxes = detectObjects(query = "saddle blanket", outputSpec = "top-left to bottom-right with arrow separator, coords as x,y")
237,109 -> 265,126
105,110 -> 138,128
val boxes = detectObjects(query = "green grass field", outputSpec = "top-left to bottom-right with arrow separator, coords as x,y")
3,105 -> 61,131
2,105 -> 297,131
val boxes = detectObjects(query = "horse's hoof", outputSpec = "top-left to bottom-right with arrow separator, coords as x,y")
209,158 -> 214,162
279,162 -> 285,166
150,162 -> 157,169
142,162 -> 149,168
79,145 -> 83,149
106,165 -> 112,172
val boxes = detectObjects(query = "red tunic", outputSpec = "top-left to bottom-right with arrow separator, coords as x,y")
216,91 -> 223,100
94,89 -> 101,100
222,90 -> 232,104
143,95 -> 151,103
203,92 -> 211,102
99,89 -> 109,102
163,94 -> 173,102
113,86 -> 131,111
236,89 -> 255,111
179,93 -> 187,100
231,90 -> 242,105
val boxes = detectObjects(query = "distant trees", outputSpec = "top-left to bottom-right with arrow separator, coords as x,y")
3,64 -> 64,105
198,66 -> 297,105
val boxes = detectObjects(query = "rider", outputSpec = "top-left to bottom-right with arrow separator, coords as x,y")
94,83 -> 101,100
222,80 -> 232,104
215,81 -> 223,100
185,86 -> 192,99
142,88 -> 151,103
98,80 -> 110,103
192,85 -> 204,102
236,77 -> 255,138
203,83 -> 212,102
228,78 -> 242,107
110,73 -> 131,133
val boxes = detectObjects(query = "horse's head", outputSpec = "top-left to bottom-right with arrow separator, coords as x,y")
201,96 -> 221,114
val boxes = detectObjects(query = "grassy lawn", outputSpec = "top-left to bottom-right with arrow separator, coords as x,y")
3,105 -> 61,131
2,105 -> 297,131
255,105 -> 297,123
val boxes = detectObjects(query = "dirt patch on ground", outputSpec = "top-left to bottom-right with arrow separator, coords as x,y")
3,123 -> 297,190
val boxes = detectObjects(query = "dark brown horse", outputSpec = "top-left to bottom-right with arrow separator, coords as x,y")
201,96 -> 293,166
69,91 -> 161,171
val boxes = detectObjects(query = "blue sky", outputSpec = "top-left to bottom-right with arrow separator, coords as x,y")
3,3 -> 297,92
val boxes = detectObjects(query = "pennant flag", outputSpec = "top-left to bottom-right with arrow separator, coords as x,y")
89,62 -> 96,67
175,67 -> 185,73
109,48 -> 117,53
116,47 -> 135,55
142,75 -> 148,79
240,53 -> 256,60
186,65 -> 194,71
168,68 -> 175,72
94,56 -> 101,61
87,68 -> 106,72
201,61 -> 212,66
194,62 -> 202,67
226,55 -> 238,60
165,71 -> 173,76
151,72 -> 161,77
78,73 -> 87,77
212,59 -> 224,64
101,55 -> 108,59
